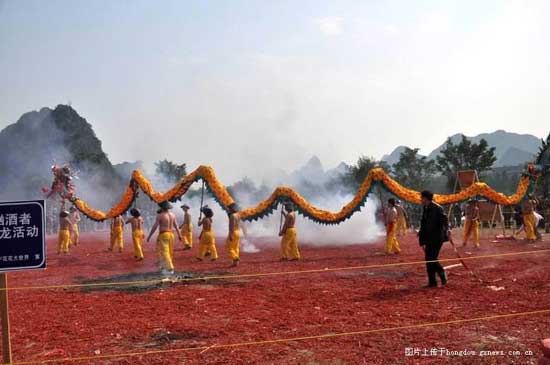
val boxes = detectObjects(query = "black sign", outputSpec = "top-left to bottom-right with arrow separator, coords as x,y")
0,200 -> 46,272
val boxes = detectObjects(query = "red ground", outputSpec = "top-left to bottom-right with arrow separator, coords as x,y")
2,230 -> 550,365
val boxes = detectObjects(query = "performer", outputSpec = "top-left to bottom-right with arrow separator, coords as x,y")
147,201 -> 181,274
126,208 -> 145,261
69,206 -> 81,246
57,210 -> 73,254
109,214 -> 124,252
522,195 -> 537,242
279,203 -> 300,261
452,204 -> 463,228
462,199 -> 480,248
226,203 -> 242,267
179,204 -> 193,250
395,200 -> 409,237
197,206 -> 218,261
385,198 -> 401,254
418,190 -> 449,288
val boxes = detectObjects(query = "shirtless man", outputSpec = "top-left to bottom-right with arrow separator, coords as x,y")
197,206 -> 217,261
147,201 -> 181,274
522,195 -> 537,242
179,204 -> 193,250
384,198 -> 401,255
109,214 -> 124,252
58,210 -> 73,254
395,200 -> 409,236
462,199 -> 480,248
226,203 -> 242,267
279,203 -> 300,261
69,206 -> 81,246
126,208 -> 145,261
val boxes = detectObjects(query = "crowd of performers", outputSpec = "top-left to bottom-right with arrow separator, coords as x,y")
382,191 -> 545,287
55,191 -> 545,284
385,194 -> 546,254
56,201 -> 300,275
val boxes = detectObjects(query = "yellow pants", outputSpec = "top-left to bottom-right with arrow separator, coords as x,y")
58,229 -> 70,253
385,223 -> 401,254
523,213 -> 537,241
396,216 -> 407,236
132,229 -> 144,259
110,226 -> 123,251
463,219 -> 480,247
226,229 -> 241,261
72,224 -> 79,246
181,224 -> 193,248
198,230 -> 218,260
281,227 -> 300,260
157,232 -> 174,271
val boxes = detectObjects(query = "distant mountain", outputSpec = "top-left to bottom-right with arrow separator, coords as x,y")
289,156 -> 326,186
380,130 -> 540,168
427,130 -> 539,167
0,105 -> 123,205
381,146 -> 414,167
326,161 -> 351,180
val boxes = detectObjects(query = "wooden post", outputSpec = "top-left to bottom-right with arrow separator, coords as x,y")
0,273 -> 12,365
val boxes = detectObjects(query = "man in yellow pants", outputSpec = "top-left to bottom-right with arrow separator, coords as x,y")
522,195 -> 537,242
462,200 -> 480,247
395,200 -> 409,237
147,201 -> 181,274
57,210 -> 73,254
384,198 -> 401,255
226,203 -> 242,267
279,203 -> 300,261
69,206 -> 81,246
179,204 -> 193,250
126,208 -> 145,261
109,214 -> 124,252
197,206 -> 218,261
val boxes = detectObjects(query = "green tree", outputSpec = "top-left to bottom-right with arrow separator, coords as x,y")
344,155 -> 389,191
535,132 -> 550,201
154,159 -> 187,183
392,147 -> 436,190
436,135 -> 497,191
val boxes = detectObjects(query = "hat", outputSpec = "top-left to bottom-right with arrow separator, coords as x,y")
69,206 -> 77,212
180,204 -> 190,209
130,208 -> 141,217
158,201 -> 173,211
59,210 -> 69,218
284,202 -> 295,212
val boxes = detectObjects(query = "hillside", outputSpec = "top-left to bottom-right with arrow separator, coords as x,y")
0,105 -> 123,207
382,130 -> 540,167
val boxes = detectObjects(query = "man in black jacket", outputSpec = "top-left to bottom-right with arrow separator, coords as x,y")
418,190 -> 450,287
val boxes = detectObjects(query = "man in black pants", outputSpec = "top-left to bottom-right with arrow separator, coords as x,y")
418,190 -> 450,288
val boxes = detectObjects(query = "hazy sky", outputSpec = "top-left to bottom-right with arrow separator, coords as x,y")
1,0 -> 549,183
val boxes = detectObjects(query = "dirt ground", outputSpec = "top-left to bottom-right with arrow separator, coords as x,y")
2,229 -> 550,365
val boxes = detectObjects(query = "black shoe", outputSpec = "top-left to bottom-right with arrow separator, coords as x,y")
423,283 -> 437,288
439,271 -> 448,286
205,251 -> 211,257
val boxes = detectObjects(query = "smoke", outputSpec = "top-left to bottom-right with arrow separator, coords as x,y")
222,175 -> 384,246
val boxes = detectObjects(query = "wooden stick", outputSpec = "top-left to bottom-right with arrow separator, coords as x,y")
198,180 -> 205,224
279,203 -> 284,234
